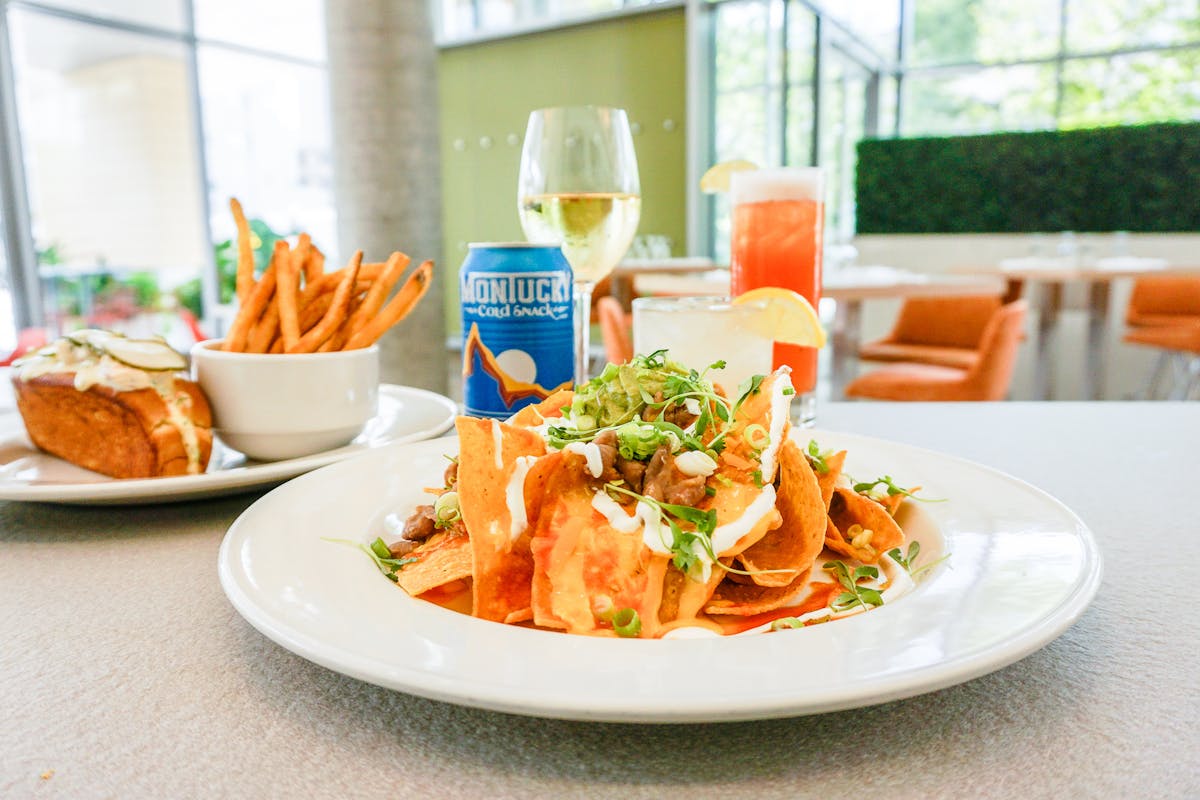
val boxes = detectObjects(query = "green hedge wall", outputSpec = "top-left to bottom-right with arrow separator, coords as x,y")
855,122 -> 1200,234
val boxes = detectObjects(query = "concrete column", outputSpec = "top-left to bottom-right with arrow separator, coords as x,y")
325,0 -> 446,392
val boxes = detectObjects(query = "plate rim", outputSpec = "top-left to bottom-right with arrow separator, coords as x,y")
217,428 -> 1103,723
0,383 -> 457,504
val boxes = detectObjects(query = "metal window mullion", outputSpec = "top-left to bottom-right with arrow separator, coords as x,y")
810,13 -> 820,167
182,0 -> 219,334
1055,0 -> 1068,122
685,0 -> 714,258
0,0 -> 42,329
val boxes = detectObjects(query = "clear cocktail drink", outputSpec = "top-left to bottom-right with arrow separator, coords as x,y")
730,168 -> 823,424
631,296 -> 772,396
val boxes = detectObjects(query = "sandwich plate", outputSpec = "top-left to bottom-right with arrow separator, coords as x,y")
217,428 -> 1102,723
0,384 -> 456,505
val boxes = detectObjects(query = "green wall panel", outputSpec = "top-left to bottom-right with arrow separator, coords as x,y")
856,122 -> 1200,234
437,9 -> 688,334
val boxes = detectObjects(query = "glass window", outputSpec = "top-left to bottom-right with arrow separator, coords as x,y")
0,218 -> 15,356
197,45 -> 337,312
901,63 -> 1056,136
1066,0 -> 1200,54
27,0 -> 187,32
908,0 -> 1060,67
715,1 -> 771,92
8,10 -> 207,341
820,48 -> 872,242
819,0 -> 899,63
194,0 -> 326,61
1059,51 -> 1200,129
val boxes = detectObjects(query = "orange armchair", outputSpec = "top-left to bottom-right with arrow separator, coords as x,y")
845,300 -> 1027,402
1122,274 -> 1200,397
858,294 -> 1002,370
597,295 -> 633,365
1125,274 -> 1200,328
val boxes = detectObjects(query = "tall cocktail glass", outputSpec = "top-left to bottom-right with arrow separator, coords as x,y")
518,106 -> 641,385
631,295 -> 773,396
730,167 -> 823,425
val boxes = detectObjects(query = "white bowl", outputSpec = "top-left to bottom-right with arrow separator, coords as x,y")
190,340 -> 379,461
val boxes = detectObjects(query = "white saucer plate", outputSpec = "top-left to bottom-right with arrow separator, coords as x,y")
218,428 -> 1102,723
0,384 -> 456,505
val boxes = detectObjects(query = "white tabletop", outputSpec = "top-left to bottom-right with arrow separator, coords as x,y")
2,402 -> 1197,798
635,265 -> 1004,300
963,256 -> 1188,282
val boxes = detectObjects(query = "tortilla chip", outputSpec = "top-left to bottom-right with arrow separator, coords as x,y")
874,486 -> 918,517
455,416 -> 550,622
815,450 -> 846,510
827,487 -> 905,563
394,531 -> 473,597
530,463 -> 665,636
738,438 -> 826,587
705,567 -> 811,616
507,389 -> 574,429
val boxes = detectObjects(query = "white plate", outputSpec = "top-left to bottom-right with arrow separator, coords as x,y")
0,384 -> 456,505
218,429 -> 1102,723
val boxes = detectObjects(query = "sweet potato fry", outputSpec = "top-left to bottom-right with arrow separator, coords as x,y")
288,251 -> 362,353
298,293 -> 333,333
278,237 -> 304,350
247,298 -> 280,354
301,262 -> 385,307
345,260 -> 434,350
224,259 -> 277,352
345,251 -> 409,334
230,198 -> 255,304
304,244 -> 324,285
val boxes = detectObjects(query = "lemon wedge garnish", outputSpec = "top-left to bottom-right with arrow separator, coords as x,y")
732,287 -> 826,348
699,159 -> 758,193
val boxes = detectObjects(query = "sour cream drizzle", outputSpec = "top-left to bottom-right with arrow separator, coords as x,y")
757,367 -> 793,483
563,442 -> 603,478
505,455 -> 539,540
590,491 -> 673,554
710,484 -> 777,555
491,419 -> 504,468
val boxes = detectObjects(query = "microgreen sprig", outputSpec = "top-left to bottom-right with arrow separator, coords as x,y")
822,560 -> 885,613
324,536 -> 416,582
603,482 -> 719,576
852,475 -> 944,503
806,439 -> 832,475
886,542 -> 950,581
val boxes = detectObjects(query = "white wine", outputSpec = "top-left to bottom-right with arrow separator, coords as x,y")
518,192 -> 641,283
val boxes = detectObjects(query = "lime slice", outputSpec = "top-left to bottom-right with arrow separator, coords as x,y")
732,288 -> 826,348
699,160 -> 758,194
104,338 -> 188,371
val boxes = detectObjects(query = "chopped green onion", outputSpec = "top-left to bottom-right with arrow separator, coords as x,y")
742,423 -> 770,450
769,617 -> 803,631
433,491 -> 461,528
612,607 -> 642,638
370,537 -> 391,560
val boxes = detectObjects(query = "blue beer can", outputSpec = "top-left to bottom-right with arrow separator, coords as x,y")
460,243 -> 574,418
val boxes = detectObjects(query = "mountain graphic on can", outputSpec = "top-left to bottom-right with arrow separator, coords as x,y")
460,243 -> 575,418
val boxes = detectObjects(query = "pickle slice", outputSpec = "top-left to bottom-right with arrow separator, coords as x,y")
104,338 -> 188,371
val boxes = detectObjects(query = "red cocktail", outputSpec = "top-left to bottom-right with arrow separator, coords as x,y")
730,168 -> 824,423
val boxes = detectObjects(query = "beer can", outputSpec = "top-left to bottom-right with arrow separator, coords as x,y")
460,243 -> 574,419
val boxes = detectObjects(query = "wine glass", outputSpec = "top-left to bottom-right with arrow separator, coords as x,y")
518,106 -> 641,384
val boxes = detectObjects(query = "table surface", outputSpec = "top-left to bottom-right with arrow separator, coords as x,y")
3,402 -> 1198,799
635,265 -> 1004,299
956,257 -> 1200,282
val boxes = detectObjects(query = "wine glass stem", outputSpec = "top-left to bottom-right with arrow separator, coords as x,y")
573,279 -> 595,386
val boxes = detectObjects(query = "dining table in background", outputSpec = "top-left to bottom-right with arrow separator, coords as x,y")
634,265 -> 1005,397
954,257 -> 1200,401
4,401 -> 1195,799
